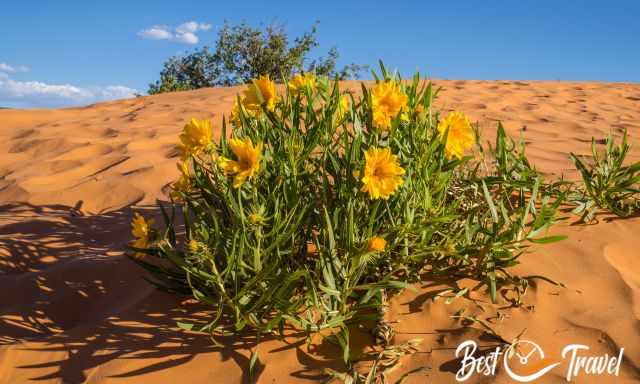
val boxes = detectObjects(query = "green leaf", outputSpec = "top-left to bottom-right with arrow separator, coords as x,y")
528,235 -> 568,244
249,349 -> 260,377
482,180 -> 499,222
488,272 -> 497,304
176,321 -> 194,331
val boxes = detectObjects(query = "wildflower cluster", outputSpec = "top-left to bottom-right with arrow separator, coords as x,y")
130,63 -> 578,366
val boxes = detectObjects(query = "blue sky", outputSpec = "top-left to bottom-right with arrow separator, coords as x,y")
1,1 -> 639,108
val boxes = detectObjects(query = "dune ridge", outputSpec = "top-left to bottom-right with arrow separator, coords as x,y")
1,80 -> 640,383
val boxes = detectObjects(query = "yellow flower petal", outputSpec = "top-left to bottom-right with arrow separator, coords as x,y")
361,147 -> 405,199
437,111 -> 474,159
218,137 -> 262,188
336,95 -> 350,122
370,82 -> 408,130
178,118 -> 212,159
170,161 -> 191,200
229,98 -> 245,127
243,75 -> 278,112
131,212 -> 154,240
288,72 -> 317,96
248,212 -> 265,225
367,236 -> 387,252
188,239 -> 205,254
131,213 -> 154,258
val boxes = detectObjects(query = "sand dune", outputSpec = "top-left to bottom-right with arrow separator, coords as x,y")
1,80 -> 640,383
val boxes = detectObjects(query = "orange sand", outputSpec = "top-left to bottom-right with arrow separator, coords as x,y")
1,80 -> 640,383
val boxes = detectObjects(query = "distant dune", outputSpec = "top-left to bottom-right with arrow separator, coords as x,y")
1,80 -> 640,383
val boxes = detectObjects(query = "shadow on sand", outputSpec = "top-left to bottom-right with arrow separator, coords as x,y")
0,202 -> 343,383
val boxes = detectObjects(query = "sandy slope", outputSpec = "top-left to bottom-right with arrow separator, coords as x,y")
1,80 -> 639,383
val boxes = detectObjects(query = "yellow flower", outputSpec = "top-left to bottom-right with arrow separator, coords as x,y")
229,98 -> 243,127
178,118 -> 212,159
361,147 -> 405,199
288,72 -> 316,96
131,213 -> 153,240
248,212 -> 265,225
367,236 -> 387,252
188,239 -> 205,254
170,161 -> 191,200
131,213 -> 154,257
243,75 -> 278,112
218,137 -> 263,188
336,95 -> 350,122
437,111 -> 474,159
370,81 -> 408,130
131,237 -> 148,254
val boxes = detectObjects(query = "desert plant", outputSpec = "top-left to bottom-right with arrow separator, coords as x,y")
569,130 -> 640,221
131,63 -> 567,371
148,22 -> 367,94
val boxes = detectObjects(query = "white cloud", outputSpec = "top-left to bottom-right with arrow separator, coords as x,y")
138,21 -> 211,45
175,21 -> 211,34
0,63 -> 16,73
173,32 -> 199,44
137,25 -> 173,40
0,75 -> 138,108
0,62 -> 28,74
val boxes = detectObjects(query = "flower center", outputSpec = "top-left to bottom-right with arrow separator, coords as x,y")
373,164 -> 391,178
239,156 -> 253,170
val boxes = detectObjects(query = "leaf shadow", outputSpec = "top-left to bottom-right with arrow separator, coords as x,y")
0,202 -> 304,383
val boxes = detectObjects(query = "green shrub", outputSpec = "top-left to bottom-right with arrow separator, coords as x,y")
148,22 -> 367,94
570,130 -> 640,221
130,63 -> 574,370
